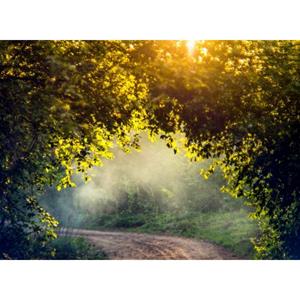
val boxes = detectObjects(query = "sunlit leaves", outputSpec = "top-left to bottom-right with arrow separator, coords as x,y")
0,40 -> 299,259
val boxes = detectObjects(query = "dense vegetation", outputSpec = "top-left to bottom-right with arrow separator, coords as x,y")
48,237 -> 107,260
0,41 -> 299,259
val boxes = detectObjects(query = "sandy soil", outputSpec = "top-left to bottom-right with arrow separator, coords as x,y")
59,228 -> 239,260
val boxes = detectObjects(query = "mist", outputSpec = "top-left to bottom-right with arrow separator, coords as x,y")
41,136 -> 244,228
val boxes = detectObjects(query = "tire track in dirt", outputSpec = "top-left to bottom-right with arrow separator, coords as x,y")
59,228 -> 239,260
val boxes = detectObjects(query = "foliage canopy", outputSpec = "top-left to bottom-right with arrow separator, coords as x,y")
0,40 -> 299,258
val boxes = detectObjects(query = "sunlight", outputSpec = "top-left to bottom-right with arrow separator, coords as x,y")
201,47 -> 208,55
186,40 -> 196,54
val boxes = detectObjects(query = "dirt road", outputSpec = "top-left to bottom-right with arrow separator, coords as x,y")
59,228 -> 239,259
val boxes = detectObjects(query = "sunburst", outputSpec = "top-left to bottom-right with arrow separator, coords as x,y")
186,40 -> 196,54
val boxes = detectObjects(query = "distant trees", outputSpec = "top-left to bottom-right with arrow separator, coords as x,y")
0,41 -> 299,258
40,142 -> 242,231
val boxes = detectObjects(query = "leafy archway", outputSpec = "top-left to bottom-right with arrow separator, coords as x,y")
0,40 -> 299,258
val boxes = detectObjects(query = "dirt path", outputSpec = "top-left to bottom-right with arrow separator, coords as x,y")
59,228 -> 239,260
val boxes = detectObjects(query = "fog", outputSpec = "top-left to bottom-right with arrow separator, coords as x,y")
41,136 -> 241,227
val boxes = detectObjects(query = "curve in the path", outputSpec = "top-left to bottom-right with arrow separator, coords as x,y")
59,228 -> 239,260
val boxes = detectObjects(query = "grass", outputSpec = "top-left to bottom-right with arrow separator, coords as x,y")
48,236 -> 107,260
90,210 -> 258,258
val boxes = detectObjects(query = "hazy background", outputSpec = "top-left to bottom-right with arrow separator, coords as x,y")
41,136 -> 246,227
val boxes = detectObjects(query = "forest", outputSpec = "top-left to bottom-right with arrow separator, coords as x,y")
0,40 -> 299,259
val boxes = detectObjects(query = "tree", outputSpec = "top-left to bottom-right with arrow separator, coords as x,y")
141,41 -> 300,258
0,40 -> 299,258
0,41 -> 149,258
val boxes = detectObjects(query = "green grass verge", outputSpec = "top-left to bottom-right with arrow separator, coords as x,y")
49,236 -> 107,260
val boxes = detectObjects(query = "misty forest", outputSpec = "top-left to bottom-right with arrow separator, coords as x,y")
0,41 -> 299,259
